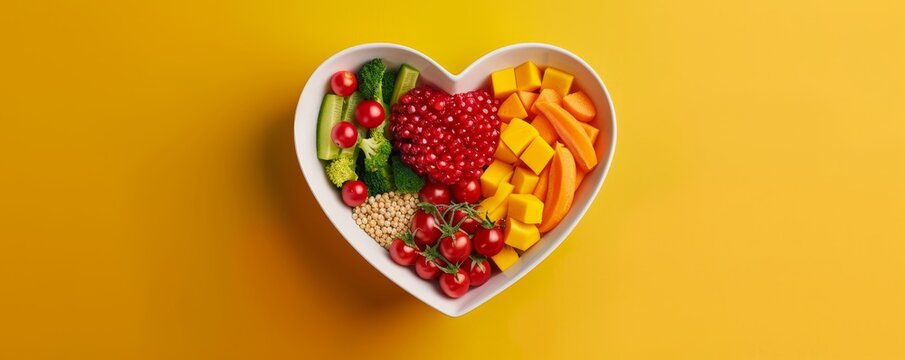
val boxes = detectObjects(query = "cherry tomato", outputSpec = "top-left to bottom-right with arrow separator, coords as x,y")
452,178 -> 481,203
472,226 -> 504,257
410,210 -> 441,247
341,180 -> 367,207
465,258 -> 492,287
389,238 -> 418,266
415,255 -> 445,280
331,121 -> 358,148
420,183 -> 451,205
439,268 -> 470,298
330,71 -> 357,96
439,230 -> 472,263
354,100 -> 385,129
449,209 -> 479,234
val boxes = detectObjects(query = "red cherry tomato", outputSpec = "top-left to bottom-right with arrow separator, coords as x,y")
415,255 -> 445,280
449,209 -> 479,234
465,258 -> 492,287
331,121 -> 358,148
354,100 -> 385,129
410,210 -> 441,247
330,71 -> 357,96
472,225 -> 504,257
452,178 -> 481,203
439,230 -> 472,263
388,238 -> 418,266
439,268 -> 470,298
419,183 -> 451,205
341,180 -> 367,207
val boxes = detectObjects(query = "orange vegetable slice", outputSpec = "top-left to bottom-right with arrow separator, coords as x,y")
532,164 -> 550,202
517,91 -> 539,116
529,88 -> 562,115
535,101 -> 598,172
498,93 -> 528,123
538,144 -> 576,233
562,91 -> 597,122
530,114 -> 559,145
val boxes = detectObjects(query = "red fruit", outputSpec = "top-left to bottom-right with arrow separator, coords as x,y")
388,234 -> 418,266
330,71 -> 357,96
415,255 -> 445,280
331,121 -> 358,148
439,230 -> 471,263
390,86 -> 502,185
340,180 -> 367,207
452,178 -> 481,203
465,257 -> 492,287
410,210 -> 441,247
439,268 -> 470,298
449,209 -> 479,234
472,225 -> 504,257
419,183 -> 451,205
355,100 -> 385,129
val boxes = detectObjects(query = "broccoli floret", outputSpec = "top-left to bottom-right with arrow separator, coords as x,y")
325,154 -> 357,187
358,157 -> 394,196
359,130 -> 391,173
356,58 -> 385,101
391,156 -> 424,193
382,70 -> 396,105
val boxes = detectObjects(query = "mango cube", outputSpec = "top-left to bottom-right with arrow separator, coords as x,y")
488,198 -> 509,222
515,61 -> 542,91
500,118 -> 539,155
498,93 -> 528,123
494,140 -> 519,164
491,67 -> 517,99
491,246 -> 519,271
504,218 -> 541,251
508,194 -> 544,224
519,137 -> 555,174
479,181 -> 514,215
511,166 -> 539,194
500,122 -> 508,132
480,161 -> 513,198
541,67 -> 574,97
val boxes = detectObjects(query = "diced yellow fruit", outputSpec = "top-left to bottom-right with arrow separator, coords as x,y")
519,137 -> 555,174
541,67 -> 574,97
494,140 -> 519,164
508,194 -> 544,224
514,61 -> 542,91
504,218 -> 541,251
500,122 -> 508,132
498,93 -> 528,122
511,166 -> 539,194
480,161 -> 513,198
488,198 -> 509,222
501,118 -> 540,155
491,67 -> 517,99
517,91 -> 539,117
479,181 -> 514,215
491,246 -> 519,271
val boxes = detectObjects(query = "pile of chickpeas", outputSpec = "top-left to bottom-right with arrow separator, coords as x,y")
351,192 -> 419,247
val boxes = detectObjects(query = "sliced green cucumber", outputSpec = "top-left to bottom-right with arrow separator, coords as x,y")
316,94 -> 345,160
339,92 -> 364,158
390,64 -> 419,105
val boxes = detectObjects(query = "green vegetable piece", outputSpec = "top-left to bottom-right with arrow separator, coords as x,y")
356,58 -> 385,101
316,94 -> 345,160
359,128 -> 391,173
339,92 -> 364,158
392,156 -> 424,193
358,156 -> 394,196
391,64 -> 419,105
325,153 -> 358,187
382,70 -> 396,105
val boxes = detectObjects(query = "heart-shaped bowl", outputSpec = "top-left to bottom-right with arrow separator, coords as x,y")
294,43 -> 616,317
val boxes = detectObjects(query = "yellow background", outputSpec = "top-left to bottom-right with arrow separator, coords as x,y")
2,0 -> 904,358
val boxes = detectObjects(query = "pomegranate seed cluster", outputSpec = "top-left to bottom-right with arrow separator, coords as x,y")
390,86 -> 502,185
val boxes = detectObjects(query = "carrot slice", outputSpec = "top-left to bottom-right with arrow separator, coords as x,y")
580,122 -> 599,143
532,162 -> 551,202
535,101 -> 598,172
562,91 -> 597,122
529,88 -> 562,115
530,114 -> 558,145
538,144 -> 576,233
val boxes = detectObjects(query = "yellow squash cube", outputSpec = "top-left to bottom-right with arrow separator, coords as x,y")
491,67 -> 517,99
541,67 -> 574,97
504,218 -> 541,251
515,61 -> 542,91
508,194 -> 544,224
491,246 -> 519,271
500,118 -> 540,155
511,166 -> 539,194
480,161 -> 513,198
494,140 -> 519,164
519,137 -> 555,174
479,181 -> 514,214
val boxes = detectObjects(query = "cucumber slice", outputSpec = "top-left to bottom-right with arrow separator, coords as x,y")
339,92 -> 364,158
316,94 -> 345,160
390,64 -> 419,105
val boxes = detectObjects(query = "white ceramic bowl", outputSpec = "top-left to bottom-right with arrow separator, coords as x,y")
294,43 -> 616,317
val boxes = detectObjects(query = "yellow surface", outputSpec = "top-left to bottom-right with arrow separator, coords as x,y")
1,0 -> 904,358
